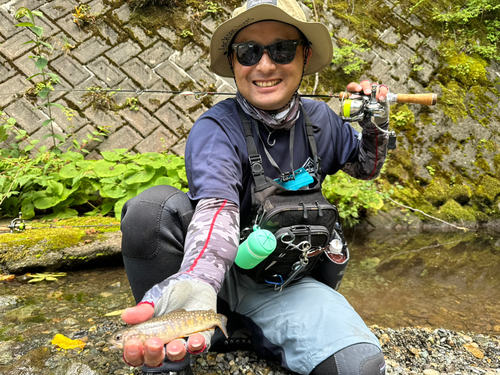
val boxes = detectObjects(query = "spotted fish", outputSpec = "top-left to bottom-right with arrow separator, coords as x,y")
108,309 -> 228,349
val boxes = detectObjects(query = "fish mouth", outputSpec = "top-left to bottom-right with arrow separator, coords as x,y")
108,345 -> 121,351
254,79 -> 281,88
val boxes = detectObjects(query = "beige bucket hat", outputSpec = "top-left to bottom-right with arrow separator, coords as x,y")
210,0 -> 333,78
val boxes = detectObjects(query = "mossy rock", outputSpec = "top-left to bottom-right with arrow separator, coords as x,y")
423,178 -> 448,207
384,163 -> 409,184
449,184 -> 472,205
494,154 -> 500,176
475,211 -> 489,223
475,175 -> 500,205
438,200 -> 476,223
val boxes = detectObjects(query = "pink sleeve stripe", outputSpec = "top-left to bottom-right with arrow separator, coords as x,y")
187,199 -> 227,273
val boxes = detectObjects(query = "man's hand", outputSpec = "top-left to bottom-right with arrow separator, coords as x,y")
121,303 -> 206,367
346,80 -> 390,125
346,80 -> 388,101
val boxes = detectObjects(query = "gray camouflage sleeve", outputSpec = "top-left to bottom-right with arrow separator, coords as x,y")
341,118 -> 390,180
141,197 -> 240,307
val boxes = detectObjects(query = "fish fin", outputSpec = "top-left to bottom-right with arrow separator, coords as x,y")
217,314 -> 229,338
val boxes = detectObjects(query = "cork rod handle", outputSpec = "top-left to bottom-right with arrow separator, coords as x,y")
396,93 -> 437,105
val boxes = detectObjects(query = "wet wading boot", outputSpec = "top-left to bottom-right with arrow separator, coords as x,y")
142,353 -> 193,375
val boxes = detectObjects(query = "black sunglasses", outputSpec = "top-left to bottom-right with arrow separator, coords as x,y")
231,40 -> 306,66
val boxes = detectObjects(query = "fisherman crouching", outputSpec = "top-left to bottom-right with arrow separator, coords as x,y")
119,0 -> 391,374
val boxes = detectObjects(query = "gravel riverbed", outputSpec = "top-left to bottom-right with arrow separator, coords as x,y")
1,316 -> 498,374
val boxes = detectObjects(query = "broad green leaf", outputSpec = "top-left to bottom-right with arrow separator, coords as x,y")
38,86 -> 51,98
42,119 -> 54,127
60,151 -> 84,162
46,73 -> 60,82
32,11 -> 44,17
59,164 -> 79,179
101,185 -> 127,199
100,201 -> 115,215
154,176 -> 177,186
93,162 -> 127,177
29,25 -> 44,37
33,195 -> 61,209
47,180 -> 64,196
101,151 -> 124,162
124,165 -> 155,185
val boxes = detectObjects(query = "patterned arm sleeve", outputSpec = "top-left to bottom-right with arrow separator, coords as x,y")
341,118 -> 390,180
141,198 -> 240,309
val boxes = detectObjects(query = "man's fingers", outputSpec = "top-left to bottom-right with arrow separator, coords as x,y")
123,339 -> 145,367
121,303 -> 154,325
144,337 -> 165,367
359,79 -> 371,95
187,333 -> 206,353
166,339 -> 187,362
378,84 -> 389,101
346,82 -> 362,93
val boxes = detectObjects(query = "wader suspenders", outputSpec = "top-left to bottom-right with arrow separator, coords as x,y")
235,103 -> 322,188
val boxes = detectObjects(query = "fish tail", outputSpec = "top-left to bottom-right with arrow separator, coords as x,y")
217,314 -> 229,338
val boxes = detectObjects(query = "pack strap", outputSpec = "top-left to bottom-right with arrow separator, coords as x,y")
235,101 -> 322,189
236,103 -> 269,191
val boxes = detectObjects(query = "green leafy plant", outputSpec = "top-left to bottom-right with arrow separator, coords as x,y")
0,150 -> 188,220
125,97 -> 140,111
14,7 -> 66,151
204,2 -> 223,14
331,38 -> 369,75
322,171 -> 387,227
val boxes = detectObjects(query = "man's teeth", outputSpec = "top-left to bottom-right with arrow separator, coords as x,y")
255,80 -> 281,87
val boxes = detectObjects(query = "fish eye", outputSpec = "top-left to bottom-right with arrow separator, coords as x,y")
115,333 -> 122,341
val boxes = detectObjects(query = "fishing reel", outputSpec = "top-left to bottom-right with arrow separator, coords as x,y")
339,84 -> 438,122
340,84 -> 387,122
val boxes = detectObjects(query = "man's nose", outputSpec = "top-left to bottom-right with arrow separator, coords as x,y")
256,51 -> 276,72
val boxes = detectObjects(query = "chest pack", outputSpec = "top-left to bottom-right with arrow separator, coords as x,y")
236,104 -> 340,291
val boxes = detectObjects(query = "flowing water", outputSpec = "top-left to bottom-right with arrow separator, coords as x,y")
0,230 -> 499,372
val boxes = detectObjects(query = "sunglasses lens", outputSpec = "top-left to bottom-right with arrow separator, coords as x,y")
235,43 -> 263,66
233,41 -> 301,66
269,41 -> 297,64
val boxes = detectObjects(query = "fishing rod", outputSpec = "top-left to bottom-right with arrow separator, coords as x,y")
2,87 -> 438,122
0,212 -> 120,234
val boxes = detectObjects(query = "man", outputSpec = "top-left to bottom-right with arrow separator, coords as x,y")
119,0 -> 390,374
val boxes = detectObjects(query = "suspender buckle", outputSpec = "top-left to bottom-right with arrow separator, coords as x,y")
249,155 -> 264,175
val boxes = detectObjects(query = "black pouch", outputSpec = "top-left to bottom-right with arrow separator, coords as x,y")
250,224 -> 330,285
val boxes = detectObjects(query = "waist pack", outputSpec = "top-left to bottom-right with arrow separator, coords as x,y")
236,103 -> 342,291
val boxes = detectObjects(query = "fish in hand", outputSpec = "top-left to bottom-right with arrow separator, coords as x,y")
108,309 -> 228,349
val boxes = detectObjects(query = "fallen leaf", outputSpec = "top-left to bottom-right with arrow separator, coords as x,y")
51,334 -> 86,352
0,274 -> 15,281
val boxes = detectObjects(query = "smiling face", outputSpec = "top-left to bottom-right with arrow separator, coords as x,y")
231,21 -> 311,111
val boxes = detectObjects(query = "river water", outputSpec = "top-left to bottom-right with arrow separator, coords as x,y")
0,229 -> 499,371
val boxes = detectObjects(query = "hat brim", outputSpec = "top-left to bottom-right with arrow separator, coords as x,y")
210,4 -> 333,78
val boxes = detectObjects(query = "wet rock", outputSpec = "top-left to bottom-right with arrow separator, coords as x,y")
65,362 -> 98,375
